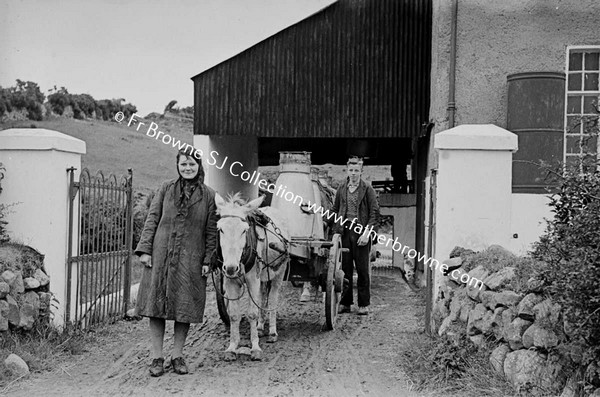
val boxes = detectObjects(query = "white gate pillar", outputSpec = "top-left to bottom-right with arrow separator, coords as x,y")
432,124 -> 517,295
0,129 -> 85,327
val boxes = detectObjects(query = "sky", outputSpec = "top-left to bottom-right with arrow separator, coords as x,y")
0,0 -> 334,115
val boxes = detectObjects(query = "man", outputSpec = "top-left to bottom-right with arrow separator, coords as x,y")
329,157 -> 380,315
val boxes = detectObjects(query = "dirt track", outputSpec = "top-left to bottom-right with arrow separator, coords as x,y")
8,269 -> 426,397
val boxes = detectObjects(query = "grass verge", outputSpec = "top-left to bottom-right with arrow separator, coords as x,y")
397,331 -> 515,397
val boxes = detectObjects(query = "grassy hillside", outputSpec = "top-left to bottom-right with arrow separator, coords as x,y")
0,117 -> 193,192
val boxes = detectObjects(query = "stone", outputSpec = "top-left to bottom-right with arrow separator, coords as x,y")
33,269 -> 50,286
459,297 -> 476,323
0,299 -> 8,331
489,344 -> 510,376
517,293 -> 544,321
483,266 -> 516,290
469,334 -> 485,347
505,317 -> 533,350
591,388 -> 600,397
501,307 -> 517,341
19,291 -> 40,330
1,270 -> 16,285
23,277 -> 41,290
443,257 -> 463,275
466,303 -> 488,336
433,297 -> 450,328
480,290 -> 523,310
448,289 -> 468,321
522,324 -> 559,349
466,266 -> 490,300
503,350 -> 565,396
10,271 -> 25,294
438,315 -> 454,336
490,307 -> 505,340
5,294 -> 20,326
560,377 -> 577,397
4,354 -> 29,377
0,282 -> 9,298
526,276 -> 545,293
534,299 -> 561,329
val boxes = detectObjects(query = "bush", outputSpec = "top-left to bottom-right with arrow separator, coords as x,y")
0,80 -> 45,120
532,110 -> 600,366
80,196 -> 128,254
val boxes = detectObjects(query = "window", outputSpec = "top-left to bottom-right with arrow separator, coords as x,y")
565,47 -> 600,169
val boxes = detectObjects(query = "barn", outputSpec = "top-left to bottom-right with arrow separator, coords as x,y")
191,0 -> 433,268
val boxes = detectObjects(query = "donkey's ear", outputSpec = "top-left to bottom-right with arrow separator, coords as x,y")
215,193 -> 226,209
246,195 -> 265,211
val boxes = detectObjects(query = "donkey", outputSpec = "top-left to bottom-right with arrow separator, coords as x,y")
215,193 -> 290,361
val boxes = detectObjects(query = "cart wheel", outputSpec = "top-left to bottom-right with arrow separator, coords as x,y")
325,233 -> 343,330
215,270 -> 230,327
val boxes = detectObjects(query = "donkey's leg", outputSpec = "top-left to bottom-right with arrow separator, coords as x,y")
246,275 -> 263,361
266,272 -> 285,343
257,281 -> 268,336
223,280 -> 241,361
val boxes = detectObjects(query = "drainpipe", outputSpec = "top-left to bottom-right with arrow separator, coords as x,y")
447,0 -> 458,128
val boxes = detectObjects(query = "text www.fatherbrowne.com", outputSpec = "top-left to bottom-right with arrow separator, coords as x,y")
116,112 -> 484,290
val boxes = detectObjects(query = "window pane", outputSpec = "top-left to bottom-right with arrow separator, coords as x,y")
567,95 -> 582,114
567,115 -> 582,133
585,52 -> 600,71
584,73 -> 599,91
583,95 -> 599,114
568,73 -> 582,90
566,135 -> 582,154
570,52 -> 583,71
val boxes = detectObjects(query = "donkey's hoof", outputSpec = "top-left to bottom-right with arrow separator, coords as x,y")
267,334 -> 278,343
224,351 -> 237,361
250,350 -> 263,361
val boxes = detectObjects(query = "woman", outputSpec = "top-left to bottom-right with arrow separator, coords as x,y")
135,148 -> 217,377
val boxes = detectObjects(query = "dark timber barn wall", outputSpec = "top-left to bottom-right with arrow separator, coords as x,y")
192,0 -> 432,146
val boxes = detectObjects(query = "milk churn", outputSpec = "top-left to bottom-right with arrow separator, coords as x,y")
270,152 -> 318,257
310,167 -> 325,239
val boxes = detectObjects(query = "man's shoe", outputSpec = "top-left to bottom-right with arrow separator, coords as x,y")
338,305 -> 351,314
357,306 -> 369,315
171,357 -> 189,375
149,357 -> 165,377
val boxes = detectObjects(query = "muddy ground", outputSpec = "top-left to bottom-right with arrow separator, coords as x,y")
7,269 -> 428,397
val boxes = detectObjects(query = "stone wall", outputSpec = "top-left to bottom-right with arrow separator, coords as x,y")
0,244 -> 52,331
433,245 -> 599,396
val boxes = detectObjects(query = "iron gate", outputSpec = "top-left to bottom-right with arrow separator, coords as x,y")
66,167 -> 133,328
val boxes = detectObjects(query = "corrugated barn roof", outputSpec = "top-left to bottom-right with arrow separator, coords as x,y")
192,0 -> 432,139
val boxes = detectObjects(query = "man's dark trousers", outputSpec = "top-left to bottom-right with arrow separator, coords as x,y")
340,229 -> 371,307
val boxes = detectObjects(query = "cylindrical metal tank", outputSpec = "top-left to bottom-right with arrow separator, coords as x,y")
507,72 -> 565,193
310,167 -> 324,239
270,152 -> 318,256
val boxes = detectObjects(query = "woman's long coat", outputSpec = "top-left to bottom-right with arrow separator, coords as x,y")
135,178 -> 218,323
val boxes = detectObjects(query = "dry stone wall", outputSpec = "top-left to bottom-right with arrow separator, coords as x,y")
0,244 -> 52,331
433,246 -> 597,397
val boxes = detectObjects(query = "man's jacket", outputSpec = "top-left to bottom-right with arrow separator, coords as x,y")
328,178 -> 380,236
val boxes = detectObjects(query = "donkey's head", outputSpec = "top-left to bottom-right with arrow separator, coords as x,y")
215,193 -> 264,277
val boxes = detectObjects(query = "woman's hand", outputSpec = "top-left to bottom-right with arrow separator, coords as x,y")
140,254 -> 152,268
201,265 -> 210,277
